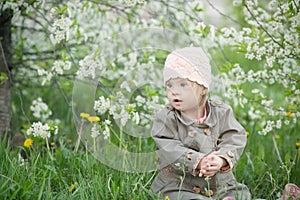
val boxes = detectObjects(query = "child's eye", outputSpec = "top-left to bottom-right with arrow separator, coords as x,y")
180,82 -> 188,87
166,83 -> 172,88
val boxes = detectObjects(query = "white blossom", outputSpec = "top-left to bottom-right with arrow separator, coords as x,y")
91,124 -> 100,138
275,120 -> 282,129
54,125 -> 59,135
103,125 -> 110,140
30,98 -> 52,120
135,95 -> 146,106
49,17 -> 73,44
132,112 -> 140,124
77,55 -> 103,79
52,60 -> 72,75
26,122 -> 51,139
37,67 -> 53,86
94,96 -> 111,114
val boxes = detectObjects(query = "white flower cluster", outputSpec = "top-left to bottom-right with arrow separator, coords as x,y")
107,103 -> 140,127
49,17 -> 73,44
219,0 -> 299,132
2,0 -> 29,14
37,67 -> 53,86
35,60 -> 72,85
94,96 -> 111,114
91,124 -> 100,138
103,120 -> 111,140
90,120 -> 111,140
26,122 -> 51,139
30,98 -> 52,121
77,55 -> 104,79
52,60 -> 72,75
258,119 -> 283,135
111,106 -> 131,127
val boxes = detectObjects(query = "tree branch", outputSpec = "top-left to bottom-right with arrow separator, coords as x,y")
206,0 -> 243,26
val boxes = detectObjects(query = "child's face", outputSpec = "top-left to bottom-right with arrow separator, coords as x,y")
165,78 -> 206,112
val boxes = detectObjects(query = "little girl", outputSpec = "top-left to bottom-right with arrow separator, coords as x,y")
151,47 -> 251,200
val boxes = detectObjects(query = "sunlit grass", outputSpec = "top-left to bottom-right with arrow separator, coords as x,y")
1,123 -> 299,199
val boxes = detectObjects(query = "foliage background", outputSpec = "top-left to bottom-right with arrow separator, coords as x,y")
0,0 -> 299,199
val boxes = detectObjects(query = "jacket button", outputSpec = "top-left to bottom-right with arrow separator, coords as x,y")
215,100 -> 222,106
227,150 -> 234,158
188,131 -> 195,137
193,186 -> 201,194
204,128 -> 211,135
186,153 -> 193,160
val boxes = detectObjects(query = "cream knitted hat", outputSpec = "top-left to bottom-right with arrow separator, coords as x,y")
163,47 -> 211,90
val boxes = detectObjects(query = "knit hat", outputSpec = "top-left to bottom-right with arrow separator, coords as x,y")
163,47 -> 211,90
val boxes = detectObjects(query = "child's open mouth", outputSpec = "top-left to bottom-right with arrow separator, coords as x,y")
174,99 -> 182,103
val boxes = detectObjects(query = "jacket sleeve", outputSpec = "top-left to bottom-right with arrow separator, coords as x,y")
216,104 -> 247,172
151,107 -> 205,175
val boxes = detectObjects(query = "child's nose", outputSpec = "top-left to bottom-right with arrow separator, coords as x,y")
170,87 -> 180,95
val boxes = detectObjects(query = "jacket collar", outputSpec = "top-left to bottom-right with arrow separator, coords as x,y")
172,99 -> 217,128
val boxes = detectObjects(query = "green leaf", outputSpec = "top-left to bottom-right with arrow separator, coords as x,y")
0,72 -> 8,84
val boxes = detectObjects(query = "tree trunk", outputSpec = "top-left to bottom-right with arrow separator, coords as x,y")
0,8 -> 13,139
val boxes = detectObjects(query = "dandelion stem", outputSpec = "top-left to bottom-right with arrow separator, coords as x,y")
45,137 -> 54,161
272,132 -> 283,164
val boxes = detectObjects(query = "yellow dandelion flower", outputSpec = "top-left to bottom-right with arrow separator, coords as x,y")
246,131 -> 250,137
50,142 -> 55,147
288,105 -> 295,110
296,142 -> 300,149
69,182 -> 77,193
165,196 -> 170,200
285,112 -> 294,117
80,112 -> 90,119
274,134 -> 280,140
24,138 -> 33,148
88,116 -> 100,122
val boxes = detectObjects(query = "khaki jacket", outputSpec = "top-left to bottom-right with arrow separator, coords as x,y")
151,99 -> 251,199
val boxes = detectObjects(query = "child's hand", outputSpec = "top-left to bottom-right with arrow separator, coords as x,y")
198,151 -> 227,177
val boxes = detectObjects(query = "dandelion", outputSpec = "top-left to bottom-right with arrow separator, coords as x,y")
296,142 -> 300,149
285,112 -> 294,117
274,134 -> 280,140
165,196 -> 170,200
50,142 -> 55,147
88,116 -> 100,122
288,105 -> 295,110
24,138 -> 33,148
80,112 -> 90,119
69,182 -> 77,193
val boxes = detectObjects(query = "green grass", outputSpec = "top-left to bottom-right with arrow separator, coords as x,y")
1,126 -> 299,199
236,128 -> 300,199
1,105 -> 299,200
0,137 -> 158,200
